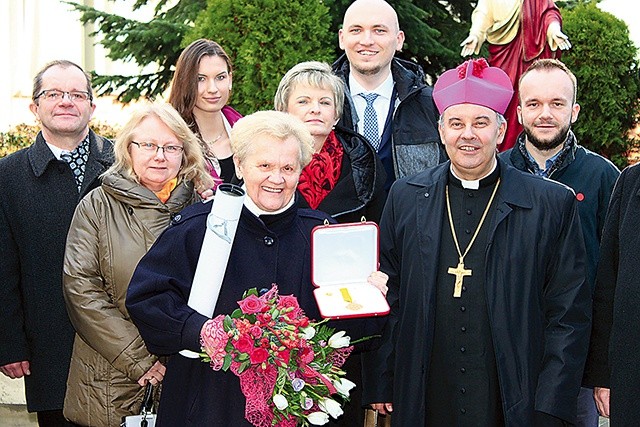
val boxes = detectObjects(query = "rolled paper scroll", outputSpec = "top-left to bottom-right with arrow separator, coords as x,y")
180,183 -> 245,358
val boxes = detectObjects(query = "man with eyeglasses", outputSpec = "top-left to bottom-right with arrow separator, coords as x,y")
0,60 -> 113,426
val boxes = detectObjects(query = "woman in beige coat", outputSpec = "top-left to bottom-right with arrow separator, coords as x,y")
62,104 -> 213,426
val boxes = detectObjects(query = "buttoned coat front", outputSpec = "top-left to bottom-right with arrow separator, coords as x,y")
361,160 -> 591,426
0,131 -> 112,411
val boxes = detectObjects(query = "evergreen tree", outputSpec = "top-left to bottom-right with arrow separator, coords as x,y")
67,0 -> 475,108
67,0 -> 205,103
561,2 -> 639,167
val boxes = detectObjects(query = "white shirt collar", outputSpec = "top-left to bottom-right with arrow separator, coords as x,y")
349,72 -> 394,100
45,142 -> 68,161
450,159 -> 498,190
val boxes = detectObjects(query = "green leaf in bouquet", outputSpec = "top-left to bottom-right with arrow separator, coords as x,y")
222,354 -> 232,371
238,359 -> 251,373
223,315 -> 236,330
244,288 -> 259,298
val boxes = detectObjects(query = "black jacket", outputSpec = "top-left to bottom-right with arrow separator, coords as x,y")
333,55 -> 445,185
501,132 -> 619,291
362,159 -> 591,425
584,164 -> 640,426
296,126 -> 386,223
0,131 -> 113,411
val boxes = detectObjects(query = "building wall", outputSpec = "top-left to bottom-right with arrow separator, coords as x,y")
1,0 -> 163,132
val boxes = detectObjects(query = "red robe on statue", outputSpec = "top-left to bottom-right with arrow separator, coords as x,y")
486,0 -> 563,151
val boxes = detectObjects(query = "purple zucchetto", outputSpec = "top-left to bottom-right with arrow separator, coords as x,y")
433,58 -> 514,115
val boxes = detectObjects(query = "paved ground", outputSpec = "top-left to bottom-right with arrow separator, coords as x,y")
0,405 -> 37,427
0,403 -> 612,427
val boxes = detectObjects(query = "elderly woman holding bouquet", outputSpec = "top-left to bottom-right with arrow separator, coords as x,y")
126,111 -> 387,426
274,61 -> 386,224
62,104 -> 213,426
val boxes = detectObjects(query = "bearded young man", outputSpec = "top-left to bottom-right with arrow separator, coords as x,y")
500,58 -> 619,427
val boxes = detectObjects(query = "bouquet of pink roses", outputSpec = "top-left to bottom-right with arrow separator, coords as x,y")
200,285 -> 355,427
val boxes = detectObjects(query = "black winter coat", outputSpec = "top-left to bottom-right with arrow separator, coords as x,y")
584,164 -> 640,426
296,126 -> 387,223
333,55 -> 446,182
501,132 -> 619,291
0,131 -> 112,411
362,160 -> 591,426
126,201 -> 384,426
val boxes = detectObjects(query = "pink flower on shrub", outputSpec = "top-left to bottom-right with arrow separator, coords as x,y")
238,294 -> 267,314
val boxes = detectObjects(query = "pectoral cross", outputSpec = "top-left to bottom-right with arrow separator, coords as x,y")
448,257 -> 472,298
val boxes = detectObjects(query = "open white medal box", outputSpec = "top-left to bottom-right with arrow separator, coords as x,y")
311,221 -> 390,319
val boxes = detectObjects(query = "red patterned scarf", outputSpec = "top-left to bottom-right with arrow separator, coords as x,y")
297,131 -> 344,209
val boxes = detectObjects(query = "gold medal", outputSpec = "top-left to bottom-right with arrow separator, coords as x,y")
340,288 -> 363,311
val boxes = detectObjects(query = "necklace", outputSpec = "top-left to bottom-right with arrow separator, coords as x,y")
445,178 -> 500,298
206,133 -> 224,145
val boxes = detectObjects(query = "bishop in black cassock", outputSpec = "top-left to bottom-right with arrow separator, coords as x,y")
362,59 -> 591,426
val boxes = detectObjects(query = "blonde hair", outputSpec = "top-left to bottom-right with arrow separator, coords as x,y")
105,103 -> 215,190
230,111 -> 314,169
274,61 -> 345,119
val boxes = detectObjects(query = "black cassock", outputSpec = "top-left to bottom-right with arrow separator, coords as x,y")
426,170 -> 504,426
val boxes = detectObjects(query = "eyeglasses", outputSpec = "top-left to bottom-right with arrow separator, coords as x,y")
130,141 -> 184,157
35,89 -> 92,103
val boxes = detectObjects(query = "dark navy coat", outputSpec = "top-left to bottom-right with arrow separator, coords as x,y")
0,131 -> 112,411
502,132 -> 620,291
362,159 -> 591,426
584,164 -> 640,426
127,200 -> 383,426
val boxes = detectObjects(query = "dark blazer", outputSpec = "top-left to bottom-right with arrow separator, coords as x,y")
0,131 -> 113,411
333,55 -> 446,188
584,164 -> 640,426
362,159 -> 591,425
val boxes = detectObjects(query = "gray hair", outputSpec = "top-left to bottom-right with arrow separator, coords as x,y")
274,61 -> 345,119
231,111 -> 314,169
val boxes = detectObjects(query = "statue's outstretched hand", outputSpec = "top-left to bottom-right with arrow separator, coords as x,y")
547,21 -> 572,51
460,35 -> 479,57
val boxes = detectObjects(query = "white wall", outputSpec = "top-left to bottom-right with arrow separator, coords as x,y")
1,0 -> 167,132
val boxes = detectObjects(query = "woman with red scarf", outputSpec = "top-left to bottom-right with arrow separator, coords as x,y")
274,61 -> 386,224
275,62 -> 387,426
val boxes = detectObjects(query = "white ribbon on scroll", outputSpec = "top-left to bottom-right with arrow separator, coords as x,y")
180,184 -> 245,358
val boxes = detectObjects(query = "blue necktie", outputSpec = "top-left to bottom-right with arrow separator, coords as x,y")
359,92 -> 380,150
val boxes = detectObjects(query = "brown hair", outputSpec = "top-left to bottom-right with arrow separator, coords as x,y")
167,39 -> 233,134
32,60 -> 93,104
520,59 -> 578,104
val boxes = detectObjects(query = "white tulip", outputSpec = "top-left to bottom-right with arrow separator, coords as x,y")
327,331 -> 350,348
273,393 -> 288,410
300,326 -> 316,340
319,398 -> 344,419
306,411 -> 330,425
333,378 -> 356,397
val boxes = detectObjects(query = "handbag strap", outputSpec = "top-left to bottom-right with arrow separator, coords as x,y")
140,383 -> 154,414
